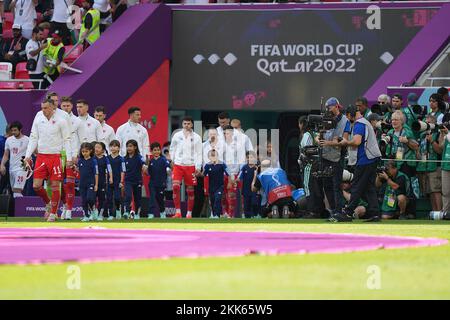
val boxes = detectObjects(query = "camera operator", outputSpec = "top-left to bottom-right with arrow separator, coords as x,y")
416,114 -> 442,212
330,106 -> 382,222
376,161 -> 414,220
384,110 -> 419,177
438,117 -> 450,219
315,97 -> 351,215
298,116 -> 320,215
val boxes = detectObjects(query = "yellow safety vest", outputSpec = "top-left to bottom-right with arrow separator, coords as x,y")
80,9 -> 101,45
43,38 -> 64,75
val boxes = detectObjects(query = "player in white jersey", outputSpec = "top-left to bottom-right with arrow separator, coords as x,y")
24,99 -> 72,222
116,106 -> 150,159
0,121 -> 29,198
94,106 -> 116,154
169,116 -> 202,219
76,99 -> 105,143
59,96 -> 86,220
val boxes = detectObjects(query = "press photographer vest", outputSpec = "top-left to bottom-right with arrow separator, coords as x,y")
381,171 -> 410,213
355,117 -> 382,160
442,138 -> 450,171
258,168 -> 292,205
417,131 -> 440,172
322,114 -> 348,163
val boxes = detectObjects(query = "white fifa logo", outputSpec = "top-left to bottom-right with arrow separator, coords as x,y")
366,265 -> 381,290
66,265 -> 81,290
366,5 -> 381,30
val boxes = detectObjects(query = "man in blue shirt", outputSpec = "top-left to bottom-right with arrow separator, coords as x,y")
203,149 -> 229,218
331,105 -> 382,222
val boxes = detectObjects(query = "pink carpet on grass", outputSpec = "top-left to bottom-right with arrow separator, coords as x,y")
0,228 -> 446,265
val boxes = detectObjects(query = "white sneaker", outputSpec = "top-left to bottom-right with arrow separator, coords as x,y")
160,212 -> 166,219
134,214 -> 140,220
97,215 -> 104,221
148,214 -> 154,219
65,210 -> 72,220
81,216 -> 90,222
210,215 -> 219,219
123,212 -> 129,219
107,216 -> 114,221
241,214 -> 246,219
60,209 -> 66,220
186,213 -> 192,219
115,210 -> 122,220
46,213 -> 56,222
91,209 -> 99,221
255,214 -> 262,219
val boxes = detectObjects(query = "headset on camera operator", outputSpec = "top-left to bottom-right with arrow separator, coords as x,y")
314,97 -> 351,216
330,105 -> 382,222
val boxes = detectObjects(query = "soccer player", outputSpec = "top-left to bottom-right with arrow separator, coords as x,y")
60,96 -> 86,220
107,140 -> 126,220
116,107 -> 150,159
94,106 -> 116,153
123,139 -> 147,220
76,99 -> 105,143
147,142 -> 172,219
24,99 -> 72,222
0,121 -> 29,198
169,116 -> 202,219
203,149 -> 229,219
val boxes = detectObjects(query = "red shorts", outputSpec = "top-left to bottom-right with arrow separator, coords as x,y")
224,174 -> 238,192
172,165 -> 197,186
64,166 -> 78,180
34,154 -> 63,181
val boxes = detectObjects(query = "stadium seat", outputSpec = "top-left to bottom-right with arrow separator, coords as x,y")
63,45 -> 84,64
3,12 -> 14,30
14,63 -> 35,89
0,62 -> 13,80
0,82 -> 19,90
1,29 -> 13,40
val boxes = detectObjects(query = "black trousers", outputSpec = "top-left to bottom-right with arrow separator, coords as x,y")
322,159 -> 344,212
29,73 -> 44,89
347,161 -> 380,217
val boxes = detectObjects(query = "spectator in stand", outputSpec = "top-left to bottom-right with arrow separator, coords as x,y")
80,0 -> 100,49
1,24 -> 28,72
25,26 -> 46,89
50,0 -> 73,45
35,0 -> 53,23
0,0 -> 4,36
437,87 -> 449,112
9,0 -> 37,39
109,0 -> 127,22
93,0 -> 111,33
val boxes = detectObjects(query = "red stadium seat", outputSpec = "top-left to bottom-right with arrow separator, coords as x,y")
15,62 -> 29,79
63,45 -> 84,64
2,29 -> 13,40
0,82 -> 19,90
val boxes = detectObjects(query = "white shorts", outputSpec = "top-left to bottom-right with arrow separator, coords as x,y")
10,170 -> 27,191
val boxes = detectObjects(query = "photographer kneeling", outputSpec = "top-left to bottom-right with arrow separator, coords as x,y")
330,106 -> 382,222
376,161 -> 414,219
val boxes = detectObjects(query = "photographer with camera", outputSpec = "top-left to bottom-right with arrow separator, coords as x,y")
416,114 -> 442,212
391,93 -> 417,130
315,97 -> 351,216
429,93 -> 444,125
376,161 -> 414,219
438,115 -> 450,220
330,106 -> 382,222
384,110 -> 419,176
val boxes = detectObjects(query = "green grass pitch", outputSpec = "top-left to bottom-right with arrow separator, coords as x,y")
0,218 -> 449,300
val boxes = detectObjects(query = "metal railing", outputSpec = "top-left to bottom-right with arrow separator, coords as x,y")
0,79 -> 44,89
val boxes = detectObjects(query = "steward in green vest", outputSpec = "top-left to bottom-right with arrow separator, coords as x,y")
80,0 -> 101,49
42,30 -> 65,86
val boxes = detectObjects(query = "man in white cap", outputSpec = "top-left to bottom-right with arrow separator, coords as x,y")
1,24 -> 28,70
